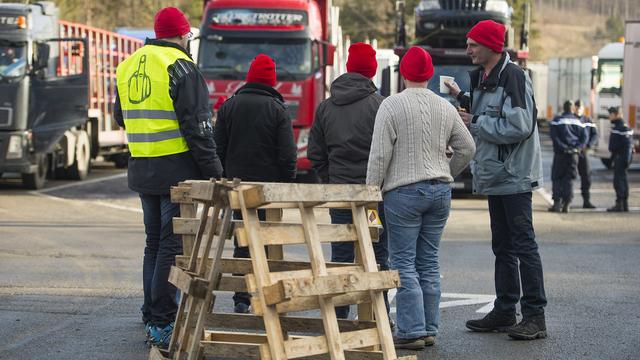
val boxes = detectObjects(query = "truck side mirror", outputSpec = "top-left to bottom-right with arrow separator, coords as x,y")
33,42 -> 50,72
323,43 -> 335,66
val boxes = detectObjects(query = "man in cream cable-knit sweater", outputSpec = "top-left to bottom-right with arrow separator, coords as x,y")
367,46 -> 475,350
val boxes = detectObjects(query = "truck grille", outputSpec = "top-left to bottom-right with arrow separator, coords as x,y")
439,0 -> 487,10
442,18 -> 478,28
0,107 -> 12,126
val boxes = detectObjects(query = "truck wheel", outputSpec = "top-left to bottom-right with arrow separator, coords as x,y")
67,129 -> 91,180
114,153 -> 129,169
22,154 -> 48,190
600,158 -> 612,169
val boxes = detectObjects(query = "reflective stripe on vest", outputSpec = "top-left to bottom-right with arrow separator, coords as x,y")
116,45 -> 191,157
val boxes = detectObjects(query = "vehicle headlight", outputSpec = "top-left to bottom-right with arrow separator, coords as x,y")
417,0 -> 441,11
485,0 -> 510,17
6,134 -> 24,159
423,22 -> 438,30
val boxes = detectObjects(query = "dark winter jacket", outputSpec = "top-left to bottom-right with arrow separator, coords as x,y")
308,73 -> 384,184
114,39 -> 223,195
214,82 -> 296,182
577,114 -> 598,148
609,118 -> 633,165
549,112 -> 588,154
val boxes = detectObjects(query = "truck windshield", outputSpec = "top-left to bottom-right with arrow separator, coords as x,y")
598,60 -> 622,95
199,38 -> 311,80
427,65 -> 474,103
0,43 -> 26,79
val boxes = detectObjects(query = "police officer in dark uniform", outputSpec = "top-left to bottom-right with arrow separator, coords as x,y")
549,101 -> 588,213
606,107 -> 633,212
574,99 -> 598,208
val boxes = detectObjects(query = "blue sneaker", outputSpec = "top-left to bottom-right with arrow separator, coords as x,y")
148,322 -> 174,349
144,322 -> 153,340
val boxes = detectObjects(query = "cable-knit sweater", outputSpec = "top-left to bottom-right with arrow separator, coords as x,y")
366,87 -> 476,193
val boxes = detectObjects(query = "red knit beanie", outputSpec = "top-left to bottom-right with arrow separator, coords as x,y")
346,42 -> 377,78
154,7 -> 191,39
246,54 -> 277,87
467,20 -> 506,53
400,46 -> 434,82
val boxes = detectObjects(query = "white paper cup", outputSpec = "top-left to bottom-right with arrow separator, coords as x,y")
440,76 -> 455,94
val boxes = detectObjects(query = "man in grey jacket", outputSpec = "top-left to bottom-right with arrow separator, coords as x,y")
446,20 -> 547,340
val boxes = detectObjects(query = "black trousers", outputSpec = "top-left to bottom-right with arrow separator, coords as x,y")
613,152 -> 630,200
551,152 -> 579,203
488,193 -> 547,318
232,209 -> 266,306
577,151 -> 592,199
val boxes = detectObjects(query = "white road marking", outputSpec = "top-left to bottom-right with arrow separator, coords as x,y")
37,172 -> 127,193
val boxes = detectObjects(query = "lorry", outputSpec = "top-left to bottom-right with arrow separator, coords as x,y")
198,0 -> 337,182
395,0 -> 531,193
0,1 -> 142,189
620,20 -> 640,160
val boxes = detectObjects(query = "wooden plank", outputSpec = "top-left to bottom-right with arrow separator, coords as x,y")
265,209 -> 284,260
170,185 -> 193,204
189,181 -> 222,202
237,188 -> 288,359
226,183 -> 382,208
235,223 -> 380,247
204,313 -> 377,333
148,346 -> 169,360
351,204 -> 397,360
298,203 -> 345,360
168,266 -> 208,299
244,265 -> 364,295
217,274 -> 247,292
284,328 -> 381,359
251,289 -> 373,316
262,271 -> 399,306
205,331 -> 269,344
176,256 -> 357,275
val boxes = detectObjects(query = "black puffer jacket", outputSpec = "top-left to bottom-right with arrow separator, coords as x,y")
308,73 -> 384,184
215,83 -> 296,182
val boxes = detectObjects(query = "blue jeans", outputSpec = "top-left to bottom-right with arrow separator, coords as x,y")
140,194 -> 183,327
329,204 -> 389,319
384,180 -> 451,339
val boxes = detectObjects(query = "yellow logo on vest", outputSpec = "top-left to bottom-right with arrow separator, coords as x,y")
128,55 -> 152,104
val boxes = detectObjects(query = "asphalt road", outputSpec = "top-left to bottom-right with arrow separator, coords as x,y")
1,135 -> 639,360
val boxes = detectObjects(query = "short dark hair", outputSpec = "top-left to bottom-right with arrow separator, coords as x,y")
574,99 -> 583,108
563,100 -> 574,113
608,106 -> 619,114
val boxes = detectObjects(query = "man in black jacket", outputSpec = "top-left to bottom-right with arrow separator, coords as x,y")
308,42 -> 389,320
606,107 -> 633,212
574,99 -> 598,208
114,7 -> 223,348
215,54 -> 296,313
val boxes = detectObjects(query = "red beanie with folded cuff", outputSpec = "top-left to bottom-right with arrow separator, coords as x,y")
400,46 -> 434,82
246,54 -> 277,87
467,20 -> 506,53
154,7 -> 191,39
213,96 -> 227,111
346,42 -> 378,78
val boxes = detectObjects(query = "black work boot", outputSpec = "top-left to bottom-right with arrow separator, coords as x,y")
547,200 -> 562,212
622,199 -> 629,212
507,315 -> 547,340
607,200 -> 623,212
561,200 -> 570,213
582,195 -> 596,209
466,310 -> 516,332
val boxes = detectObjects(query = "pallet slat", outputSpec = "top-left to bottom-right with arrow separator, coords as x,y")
235,222 -> 379,246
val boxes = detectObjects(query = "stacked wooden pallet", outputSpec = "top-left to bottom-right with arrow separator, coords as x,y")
149,180 -> 415,360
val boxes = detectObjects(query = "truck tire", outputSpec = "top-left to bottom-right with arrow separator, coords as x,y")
67,129 -> 91,180
600,158 -> 612,169
22,154 -> 48,190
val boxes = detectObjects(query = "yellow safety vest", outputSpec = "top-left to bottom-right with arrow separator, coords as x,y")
116,45 -> 190,157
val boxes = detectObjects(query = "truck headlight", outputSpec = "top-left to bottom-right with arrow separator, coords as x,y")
423,22 -> 438,30
485,0 -> 510,17
6,134 -> 24,159
417,0 -> 441,11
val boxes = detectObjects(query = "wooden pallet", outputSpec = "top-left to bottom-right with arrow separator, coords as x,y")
151,181 -> 415,360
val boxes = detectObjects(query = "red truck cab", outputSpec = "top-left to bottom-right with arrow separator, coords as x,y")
199,0 -> 331,181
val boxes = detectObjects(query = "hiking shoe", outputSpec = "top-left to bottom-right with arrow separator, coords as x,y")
393,337 -> 425,351
507,315 -> 547,340
234,303 -> 251,314
148,322 -> 174,349
466,310 -> 516,332
423,336 -> 435,347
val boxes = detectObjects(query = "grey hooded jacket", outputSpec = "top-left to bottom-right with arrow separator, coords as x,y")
457,52 -> 543,195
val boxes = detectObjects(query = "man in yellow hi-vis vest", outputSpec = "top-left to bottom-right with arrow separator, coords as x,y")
114,7 -> 222,348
